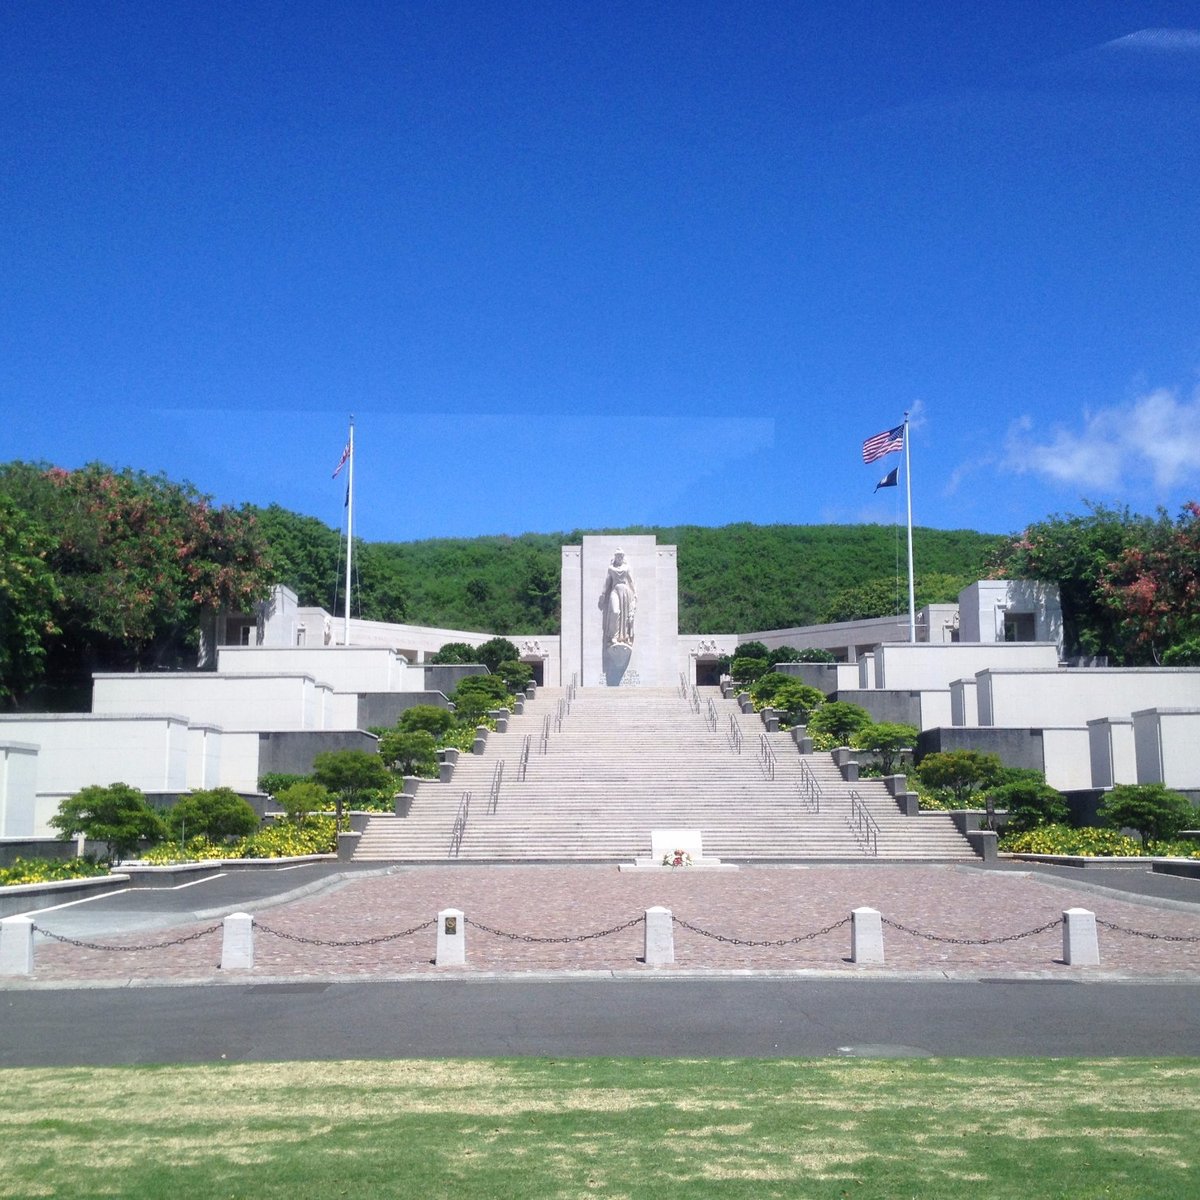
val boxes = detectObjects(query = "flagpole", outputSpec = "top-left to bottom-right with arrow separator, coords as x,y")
343,417 -> 355,646
904,411 -> 916,643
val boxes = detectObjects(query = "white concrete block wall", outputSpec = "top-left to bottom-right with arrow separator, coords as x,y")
1041,728 -> 1095,791
0,742 -> 40,838
1133,709 -> 1200,789
217,645 -> 410,692
185,726 -> 223,791
917,690 -> 953,730
858,654 -> 875,689
950,679 -> 977,727
0,715 -> 191,797
92,673 -> 324,732
217,733 -> 263,792
959,581 -> 1063,649
874,642 -> 1059,691
327,692 -> 360,729
1087,718 -> 1137,789
976,669 -> 1200,730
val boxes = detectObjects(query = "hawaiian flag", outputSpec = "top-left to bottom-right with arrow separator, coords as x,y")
332,443 -> 350,479
862,424 -> 904,464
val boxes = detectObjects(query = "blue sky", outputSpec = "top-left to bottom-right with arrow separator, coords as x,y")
3,1 -> 1199,543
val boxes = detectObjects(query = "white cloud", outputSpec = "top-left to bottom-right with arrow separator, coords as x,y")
1004,387 -> 1200,492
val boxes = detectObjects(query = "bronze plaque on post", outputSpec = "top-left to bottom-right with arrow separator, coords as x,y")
444,916 -> 457,935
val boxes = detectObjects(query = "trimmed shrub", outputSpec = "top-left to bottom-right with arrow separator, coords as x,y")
396,705 -> 456,737
165,788 -> 259,843
378,729 -> 438,777
806,701 -> 873,744
730,655 -> 769,684
851,722 -> 918,775
1099,783 -> 1197,847
274,781 -> 330,823
49,782 -> 166,864
985,780 -> 1067,833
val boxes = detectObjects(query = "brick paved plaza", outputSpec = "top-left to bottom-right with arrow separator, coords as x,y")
21,863 -> 1200,984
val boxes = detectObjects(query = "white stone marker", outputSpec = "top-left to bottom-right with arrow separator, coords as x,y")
644,906 -> 674,966
221,912 -> 254,970
0,916 -> 35,976
851,907 -> 884,964
437,908 -> 466,966
1062,908 -> 1100,966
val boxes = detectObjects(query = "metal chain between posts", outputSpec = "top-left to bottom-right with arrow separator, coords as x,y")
466,915 -> 645,943
255,918 -> 437,948
880,916 -> 1063,945
1095,918 -> 1200,943
673,915 -> 851,947
31,923 -> 223,953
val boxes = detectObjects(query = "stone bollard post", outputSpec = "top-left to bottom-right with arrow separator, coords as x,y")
437,908 -> 466,965
0,916 -> 35,976
1063,908 -> 1100,966
221,912 -> 254,971
514,695 -> 525,715
473,726 -> 488,755
851,907 -> 884,964
644,906 -> 674,966
438,760 -> 455,784
336,831 -> 361,862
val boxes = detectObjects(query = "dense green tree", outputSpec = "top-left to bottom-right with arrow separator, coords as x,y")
986,780 -> 1068,833
474,637 -> 521,674
1099,502 -> 1200,662
807,701 -> 873,743
451,674 -> 513,723
735,641 -> 770,661
915,751 -> 1004,808
730,655 -> 769,684
397,705 -> 457,737
1099,783 -> 1196,846
0,461 -> 270,699
377,729 -> 438,776
49,782 -> 166,863
430,642 -> 478,664
495,659 -> 534,692
821,573 -> 967,624
851,722 -> 918,775
990,503 -> 1160,662
166,788 -> 259,842
0,494 -> 61,703
274,781 -> 329,823
311,749 -> 394,820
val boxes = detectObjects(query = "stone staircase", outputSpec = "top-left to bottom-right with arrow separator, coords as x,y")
353,686 -> 977,863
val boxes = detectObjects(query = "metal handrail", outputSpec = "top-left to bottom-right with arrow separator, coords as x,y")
555,698 -> 566,733
540,713 -> 551,754
759,732 -> 776,779
706,696 -> 719,732
797,759 -> 822,813
449,791 -> 470,857
488,760 -> 504,814
517,734 -> 531,781
679,672 -> 688,698
758,732 -> 777,780
848,788 -> 879,856
689,685 -> 701,714
728,714 -> 743,755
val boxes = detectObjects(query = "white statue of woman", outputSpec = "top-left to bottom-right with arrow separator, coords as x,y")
598,549 -> 637,647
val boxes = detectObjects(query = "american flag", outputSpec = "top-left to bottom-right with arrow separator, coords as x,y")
862,424 -> 904,464
332,443 -> 351,478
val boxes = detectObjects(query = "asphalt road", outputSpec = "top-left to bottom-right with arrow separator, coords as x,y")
3,977 -> 1199,1065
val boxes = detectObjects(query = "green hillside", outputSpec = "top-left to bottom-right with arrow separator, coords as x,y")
261,509 -> 1004,635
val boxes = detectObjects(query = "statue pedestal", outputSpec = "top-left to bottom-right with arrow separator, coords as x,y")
602,642 -> 632,686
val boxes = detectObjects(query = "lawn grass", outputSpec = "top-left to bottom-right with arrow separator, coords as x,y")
1,1057 -> 1196,1198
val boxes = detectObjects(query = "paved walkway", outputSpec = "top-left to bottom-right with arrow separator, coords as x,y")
15,862 -> 1200,985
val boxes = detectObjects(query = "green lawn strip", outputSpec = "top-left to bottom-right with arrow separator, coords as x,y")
0,1058 -> 1196,1198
